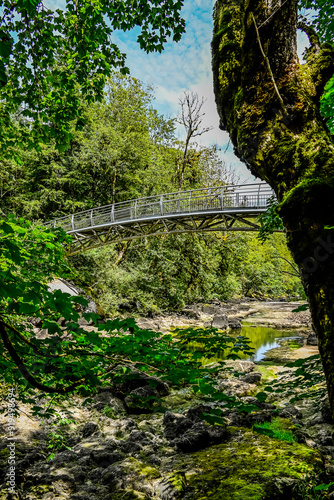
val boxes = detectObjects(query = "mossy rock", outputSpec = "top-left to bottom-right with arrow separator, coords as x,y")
111,490 -> 150,500
256,365 -> 277,384
124,457 -> 161,480
171,428 -> 323,500
28,485 -> 51,496
163,388 -> 202,411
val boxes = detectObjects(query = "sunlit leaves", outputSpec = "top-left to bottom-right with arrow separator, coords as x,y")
257,354 -> 326,405
1,216 -> 256,420
320,74 -> 334,133
258,196 -> 284,243
299,0 -> 334,43
0,0 -> 185,154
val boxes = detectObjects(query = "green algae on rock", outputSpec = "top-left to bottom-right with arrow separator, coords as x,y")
170,428 -> 323,500
111,490 -> 151,500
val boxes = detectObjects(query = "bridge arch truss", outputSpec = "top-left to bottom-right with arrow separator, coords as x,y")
47,183 -> 276,255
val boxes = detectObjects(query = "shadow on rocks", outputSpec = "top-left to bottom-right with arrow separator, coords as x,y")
163,405 -> 230,453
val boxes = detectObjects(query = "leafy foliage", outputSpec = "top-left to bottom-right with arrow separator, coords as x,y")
293,475 -> 334,499
320,75 -> 334,134
0,0 -> 185,155
0,216 -> 259,418
298,1 -> 334,133
298,0 -> 334,43
70,231 -> 303,316
292,303 -> 310,312
257,196 -> 284,243
46,417 -> 75,462
253,418 -> 297,442
1,73 -> 234,219
256,355 -> 326,406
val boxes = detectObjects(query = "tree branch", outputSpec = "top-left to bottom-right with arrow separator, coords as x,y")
1,317 -> 58,359
0,320 -> 86,394
297,18 -> 321,54
251,13 -> 287,114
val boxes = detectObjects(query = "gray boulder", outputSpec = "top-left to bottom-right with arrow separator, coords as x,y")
92,392 -> 126,413
228,318 -> 242,329
124,386 -> 160,413
202,304 -> 221,315
110,367 -> 169,398
306,332 -> 318,345
211,314 -> 228,329
173,422 -> 229,452
240,372 -> 262,384
279,405 -> 303,420
316,429 -> 333,446
82,422 -> 99,438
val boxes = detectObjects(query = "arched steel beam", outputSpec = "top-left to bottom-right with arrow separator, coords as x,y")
46,183 -> 278,255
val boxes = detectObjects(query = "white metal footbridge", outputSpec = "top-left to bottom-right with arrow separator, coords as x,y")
47,183 -> 276,255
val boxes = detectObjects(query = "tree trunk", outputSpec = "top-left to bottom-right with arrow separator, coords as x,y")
212,0 -> 334,413
179,136 -> 190,191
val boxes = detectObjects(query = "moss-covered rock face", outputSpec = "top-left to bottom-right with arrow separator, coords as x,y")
171,428 -> 323,500
212,0 -> 334,199
124,457 -> 161,480
212,0 -> 334,419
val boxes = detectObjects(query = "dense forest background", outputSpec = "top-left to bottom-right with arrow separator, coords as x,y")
0,72 -> 304,315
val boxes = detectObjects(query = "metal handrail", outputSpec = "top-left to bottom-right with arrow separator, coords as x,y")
46,182 -> 275,233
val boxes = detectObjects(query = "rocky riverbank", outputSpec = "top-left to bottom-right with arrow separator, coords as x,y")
1,301 -> 331,500
136,299 -> 312,333
137,300 -> 317,365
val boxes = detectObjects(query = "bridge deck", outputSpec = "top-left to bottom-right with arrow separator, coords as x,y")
47,183 -> 276,255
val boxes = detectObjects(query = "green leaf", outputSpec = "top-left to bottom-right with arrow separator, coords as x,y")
201,412 -> 226,426
16,0 -> 41,13
253,425 -> 275,438
292,303 -> 309,312
0,34 -> 13,59
255,392 -> 268,402
0,60 -> 7,86
314,482 -> 334,491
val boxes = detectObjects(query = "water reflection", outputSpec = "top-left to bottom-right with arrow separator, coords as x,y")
189,324 -> 297,363
239,324 -> 296,361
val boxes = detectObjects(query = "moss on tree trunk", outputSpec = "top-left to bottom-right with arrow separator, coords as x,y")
212,0 -> 334,414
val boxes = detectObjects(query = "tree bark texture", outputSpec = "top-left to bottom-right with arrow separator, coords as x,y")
212,0 -> 334,413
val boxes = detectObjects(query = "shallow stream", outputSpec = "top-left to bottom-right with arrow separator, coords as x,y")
239,323 -> 298,362
193,323 -> 299,364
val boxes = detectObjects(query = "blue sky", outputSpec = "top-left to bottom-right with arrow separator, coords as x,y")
112,0 -> 309,183
44,0 -> 309,183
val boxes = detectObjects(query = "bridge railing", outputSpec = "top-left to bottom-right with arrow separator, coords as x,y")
47,183 -> 274,233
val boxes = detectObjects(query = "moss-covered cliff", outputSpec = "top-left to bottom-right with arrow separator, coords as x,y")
212,0 -> 334,415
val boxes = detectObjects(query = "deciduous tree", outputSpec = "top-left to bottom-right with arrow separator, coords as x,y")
176,91 -> 213,190
0,0 -> 185,155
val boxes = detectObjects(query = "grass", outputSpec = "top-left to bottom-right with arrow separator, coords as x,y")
253,417 -> 297,442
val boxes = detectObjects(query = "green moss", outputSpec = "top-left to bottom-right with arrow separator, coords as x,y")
172,428 -> 322,500
163,387 -> 200,411
111,491 -> 150,500
0,448 -> 9,458
169,472 -> 187,493
257,365 -> 277,384
126,457 -> 161,479
29,485 -> 51,495
289,340 -> 302,350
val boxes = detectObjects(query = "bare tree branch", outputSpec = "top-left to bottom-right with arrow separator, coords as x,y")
176,91 -> 213,191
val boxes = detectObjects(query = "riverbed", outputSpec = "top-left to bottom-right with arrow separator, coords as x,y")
136,299 -> 316,364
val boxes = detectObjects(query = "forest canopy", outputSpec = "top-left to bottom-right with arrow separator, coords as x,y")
0,0 -> 185,155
